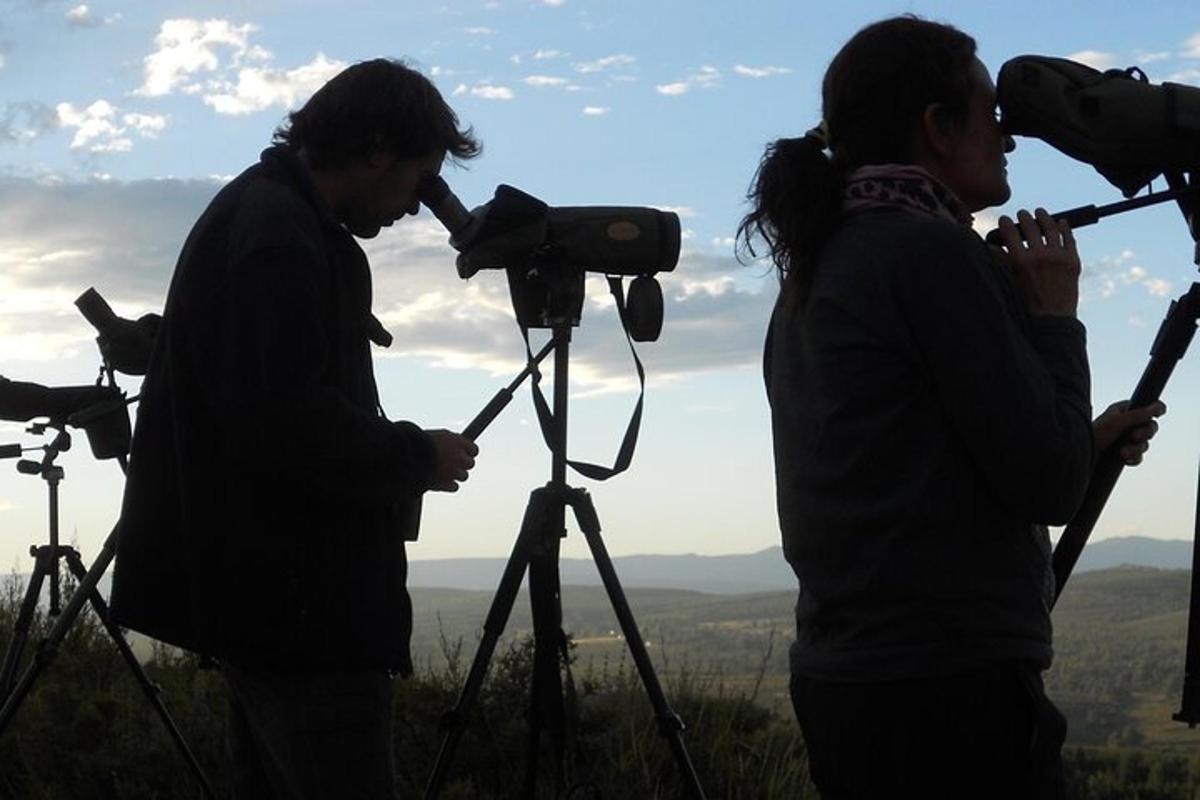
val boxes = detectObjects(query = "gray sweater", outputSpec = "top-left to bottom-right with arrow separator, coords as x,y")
765,209 -> 1093,681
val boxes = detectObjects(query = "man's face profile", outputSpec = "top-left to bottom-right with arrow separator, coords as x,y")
342,149 -> 445,239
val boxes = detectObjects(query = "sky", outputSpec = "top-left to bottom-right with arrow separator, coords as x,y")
1,0 -> 1199,575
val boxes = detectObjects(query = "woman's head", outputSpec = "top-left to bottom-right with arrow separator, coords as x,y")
826,18 -> 1012,211
738,16 -> 1009,294
823,16 -> 979,173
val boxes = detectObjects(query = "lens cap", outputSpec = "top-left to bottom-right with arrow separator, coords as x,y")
626,276 -> 664,342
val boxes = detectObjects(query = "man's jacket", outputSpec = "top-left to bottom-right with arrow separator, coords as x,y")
109,146 -> 436,674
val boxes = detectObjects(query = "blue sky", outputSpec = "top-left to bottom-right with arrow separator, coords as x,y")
1,0 -> 1199,574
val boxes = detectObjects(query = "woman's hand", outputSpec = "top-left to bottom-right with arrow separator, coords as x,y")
1093,400 -> 1166,466
995,208 -> 1081,318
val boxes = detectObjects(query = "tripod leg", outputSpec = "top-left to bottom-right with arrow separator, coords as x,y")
567,489 -> 708,800
526,537 -> 568,798
0,535 -> 118,737
0,551 -> 50,697
424,488 -> 549,800
61,549 -> 217,800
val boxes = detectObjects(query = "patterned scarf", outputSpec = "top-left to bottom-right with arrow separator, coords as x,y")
842,164 -> 973,228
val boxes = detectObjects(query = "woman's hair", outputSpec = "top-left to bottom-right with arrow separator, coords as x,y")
737,16 -> 977,299
273,58 -> 481,170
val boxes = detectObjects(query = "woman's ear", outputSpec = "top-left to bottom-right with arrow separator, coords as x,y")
919,103 -> 958,159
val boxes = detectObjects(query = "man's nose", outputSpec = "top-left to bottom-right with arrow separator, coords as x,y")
1003,134 -> 1015,154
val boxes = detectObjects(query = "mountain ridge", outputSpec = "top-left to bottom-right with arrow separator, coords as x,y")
408,535 -> 1195,594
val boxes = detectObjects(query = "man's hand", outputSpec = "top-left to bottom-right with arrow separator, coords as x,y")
1093,400 -> 1166,466
995,208 -> 1081,318
425,429 -> 479,492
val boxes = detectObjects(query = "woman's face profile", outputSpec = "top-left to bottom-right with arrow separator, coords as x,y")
935,58 -> 1014,213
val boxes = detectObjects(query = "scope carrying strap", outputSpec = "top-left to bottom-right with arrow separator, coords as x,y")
997,55 -> 1200,197
521,275 -> 646,481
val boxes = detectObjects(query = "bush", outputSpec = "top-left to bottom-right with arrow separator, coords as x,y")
2,573 -> 814,799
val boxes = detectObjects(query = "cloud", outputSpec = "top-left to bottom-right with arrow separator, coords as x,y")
574,54 -> 635,74
1143,278 -> 1172,297
1185,32 -> 1200,58
733,64 -> 791,78
0,101 -> 59,145
1168,67 -> 1200,84
453,82 -> 515,100
522,75 -> 568,87
655,82 -> 689,96
1082,249 -> 1173,303
582,106 -> 609,116
534,49 -> 566,60
1135,50 -> 1172,64
65,4 -> 99,27
970,211 -> 1000,238
691,65 -> 720,87
123,113 -> 167,138
464,27 -> 496,35
542,0 -> 566,6
657,66 -> 721,96
64,4 -> 118,27
0,176 -> 773,384
0,175 -> 220,362
136,19 -> 269,98
1067,50 -> 1118,71
203,53 -> 345,115
656,205 -> 696,219
55,101 -> 167,153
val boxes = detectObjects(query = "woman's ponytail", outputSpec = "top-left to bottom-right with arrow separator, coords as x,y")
736,130 -> 842,303
739,16 -> 978,305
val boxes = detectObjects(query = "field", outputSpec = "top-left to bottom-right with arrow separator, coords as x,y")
4,566 -> 1200,797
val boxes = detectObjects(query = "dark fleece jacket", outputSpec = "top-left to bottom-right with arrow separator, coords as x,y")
766,209 -> 1092,682
110,146 -> 436,674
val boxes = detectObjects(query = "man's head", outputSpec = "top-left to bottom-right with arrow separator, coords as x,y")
274,58 -> 480,237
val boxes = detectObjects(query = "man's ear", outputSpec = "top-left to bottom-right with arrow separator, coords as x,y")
366,150 -> 396,169
919,103 -> 958,159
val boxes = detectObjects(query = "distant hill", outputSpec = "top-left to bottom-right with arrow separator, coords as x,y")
8,535 -> 1193,598
1071,535 -> 1193,573
408,547 -> 795,594
408,536 -> 1195,594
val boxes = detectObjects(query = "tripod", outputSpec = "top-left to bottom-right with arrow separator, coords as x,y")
423,323 -> 707,799
0,424 -> 216,800
1047,170 -> 1200,725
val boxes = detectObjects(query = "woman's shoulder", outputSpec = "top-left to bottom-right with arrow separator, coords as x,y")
835,208 -> 980,256
822,210 -> 997,299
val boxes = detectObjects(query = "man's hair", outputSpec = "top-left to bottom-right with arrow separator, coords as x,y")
273,58 -> 481,170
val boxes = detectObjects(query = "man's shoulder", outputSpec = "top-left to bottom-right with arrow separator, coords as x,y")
237,166 -> 321,233
203,163 -> 324,256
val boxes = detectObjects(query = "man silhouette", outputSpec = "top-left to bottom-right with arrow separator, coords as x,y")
109,59 -> 479,798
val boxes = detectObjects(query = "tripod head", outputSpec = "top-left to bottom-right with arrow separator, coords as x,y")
0,376 -> 130,461
1,422 -> 69,480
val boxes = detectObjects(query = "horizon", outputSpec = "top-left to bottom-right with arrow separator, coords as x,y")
2,1 -> 1200,575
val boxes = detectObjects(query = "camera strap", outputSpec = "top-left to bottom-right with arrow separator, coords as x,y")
521,276 -> 645,481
